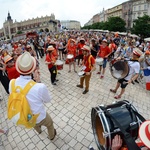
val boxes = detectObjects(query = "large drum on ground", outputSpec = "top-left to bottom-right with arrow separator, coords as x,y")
110,59 -> 129,79
91,100 -> 141,150
55,60 -> 63,70
96,57 -> 104,66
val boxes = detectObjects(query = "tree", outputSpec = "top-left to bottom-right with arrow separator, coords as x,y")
131,15 -> 150,38
17,30 -> 23,34
107,16 -> 126,32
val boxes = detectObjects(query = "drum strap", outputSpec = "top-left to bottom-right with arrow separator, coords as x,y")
104,109 -> 141,150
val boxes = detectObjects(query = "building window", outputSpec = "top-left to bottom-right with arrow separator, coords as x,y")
139,5 -> 141,10
134,6 -> 136,11
144,4 -> 147,10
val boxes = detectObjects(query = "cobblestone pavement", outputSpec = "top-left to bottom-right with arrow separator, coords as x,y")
0,58 -> 150,150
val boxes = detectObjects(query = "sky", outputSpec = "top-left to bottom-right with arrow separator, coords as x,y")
0,0 -> 128,28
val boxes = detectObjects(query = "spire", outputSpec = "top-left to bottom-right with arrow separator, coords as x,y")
7,11 -> 12,21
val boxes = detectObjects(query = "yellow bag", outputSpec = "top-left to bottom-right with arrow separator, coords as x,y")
7,79 -> 39,129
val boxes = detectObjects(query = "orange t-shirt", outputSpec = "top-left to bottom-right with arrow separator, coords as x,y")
98,45 -> 111,58
83,55 -> 95,72
45,54 -> 56,69
109,43 -> 116,52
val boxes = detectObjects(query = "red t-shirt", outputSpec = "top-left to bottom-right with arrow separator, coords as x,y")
45,54 -> 56,69
67,45 -> 77,58
98,45 -> 111,58
83,55 -> 95,72
6,66 -> 20,80
77,43 -> 84,55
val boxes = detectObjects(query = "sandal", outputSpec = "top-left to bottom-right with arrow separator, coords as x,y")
114,95 -> 121,99
110,89 -> 116,93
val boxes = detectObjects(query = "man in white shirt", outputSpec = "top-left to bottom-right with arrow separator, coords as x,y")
110,48 -> 143,99
9,52 -> 56,140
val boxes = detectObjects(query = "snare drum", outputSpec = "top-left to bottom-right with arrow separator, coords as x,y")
78,71 -> 85,77
110,59 -> 129,79
67,54 -> 74,59
55,60 -> 63,70
96,57 -> 104,66
91,100 -> 141,150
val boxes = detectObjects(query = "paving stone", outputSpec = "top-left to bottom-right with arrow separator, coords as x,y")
0,58 -> 150,150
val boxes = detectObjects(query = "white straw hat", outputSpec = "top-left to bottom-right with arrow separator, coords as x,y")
139,120 -> 150,149
16,52 -> 36,75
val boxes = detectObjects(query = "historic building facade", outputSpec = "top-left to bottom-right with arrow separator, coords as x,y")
60,20 -> 81,30
122,1 -> 133,30
85,0 -> 150,30
0,12 -> 59,40
132,0 -> 150,26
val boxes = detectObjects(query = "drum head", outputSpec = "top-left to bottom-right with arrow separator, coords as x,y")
96,58 -> 104,65
78,71 -> 85,77
67,54 -> 73,59
110,60 -> 129,79
91,107 -> 108,150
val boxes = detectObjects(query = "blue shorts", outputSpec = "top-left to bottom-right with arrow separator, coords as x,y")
99,58 -> 107,68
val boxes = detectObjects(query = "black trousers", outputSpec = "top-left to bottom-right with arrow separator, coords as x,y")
0,71 -> 10,94
49,66 -> 57,84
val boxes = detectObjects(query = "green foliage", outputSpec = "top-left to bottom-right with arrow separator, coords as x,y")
131,15 -> 150,38
107,17 -> 126,32
82,17 -> 126,32
16,30 -> 23,34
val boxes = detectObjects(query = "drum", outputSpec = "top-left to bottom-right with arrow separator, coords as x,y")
91,100 -> 141,150
55,60 -> 63,70
96,57 -> 104,65
67,54 -> 74,59
78,71 -> 85,77
110,59 -> 129,79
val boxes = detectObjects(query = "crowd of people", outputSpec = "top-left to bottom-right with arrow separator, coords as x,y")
0,30 -> 150,149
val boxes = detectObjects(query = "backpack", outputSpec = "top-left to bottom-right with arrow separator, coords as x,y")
7,79 -> 39,129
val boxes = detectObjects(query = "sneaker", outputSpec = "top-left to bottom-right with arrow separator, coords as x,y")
97,72 -> 101,74
52,83 -> 57,85
74,70 -> 77,73
100,75 -> 104,79
82,90 -> 89,94
4,128 -> 9,136
76,85 -> 83,88
135,79 -> 139,84
68,70 -> 71,73
55,79 -> 59,82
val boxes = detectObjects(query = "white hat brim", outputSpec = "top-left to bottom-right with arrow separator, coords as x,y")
139,120 -> 150,148
16,54 -> 36,75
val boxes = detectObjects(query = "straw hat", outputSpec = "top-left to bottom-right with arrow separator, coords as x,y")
47,46 -> 54,51
16,52 -> 36,75
133,48 -> 143,57
3,55 -> 13,64
82,45 -> 90,52
139,120 -> 150,148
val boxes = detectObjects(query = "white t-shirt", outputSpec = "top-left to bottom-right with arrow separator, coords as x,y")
125,61 -> 140,80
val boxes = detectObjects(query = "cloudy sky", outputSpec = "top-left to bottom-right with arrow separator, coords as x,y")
0,0 -> 128,28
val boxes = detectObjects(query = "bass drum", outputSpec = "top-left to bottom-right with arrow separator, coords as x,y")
110,59 -> 129,79
91,100 -> 141,150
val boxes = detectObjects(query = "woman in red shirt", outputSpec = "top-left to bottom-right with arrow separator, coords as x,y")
45,46 -> 57,85
4,55 -> 20,80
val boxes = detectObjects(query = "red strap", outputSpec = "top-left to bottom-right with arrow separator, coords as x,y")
145,124 -> 150,140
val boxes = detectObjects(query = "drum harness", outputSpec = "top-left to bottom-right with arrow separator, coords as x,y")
99,102 -> 146,150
